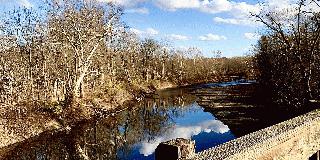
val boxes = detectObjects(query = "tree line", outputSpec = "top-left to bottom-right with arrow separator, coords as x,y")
0,0 -> 253,111
253,0 -> 320,109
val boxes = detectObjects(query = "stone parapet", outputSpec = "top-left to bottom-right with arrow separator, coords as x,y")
192,109 -> 320,160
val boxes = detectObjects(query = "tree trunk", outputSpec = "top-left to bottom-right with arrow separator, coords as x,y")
162,61 -> 165,79
53,79 -> 58,102
73,69 -> 87,98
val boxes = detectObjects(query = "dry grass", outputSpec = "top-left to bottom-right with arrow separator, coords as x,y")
0,103 -> 61,148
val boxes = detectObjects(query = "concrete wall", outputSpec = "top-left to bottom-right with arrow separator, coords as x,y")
192,109 -> 320,160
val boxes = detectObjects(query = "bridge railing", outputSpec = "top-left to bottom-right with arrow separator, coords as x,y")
156,109 -> 320,160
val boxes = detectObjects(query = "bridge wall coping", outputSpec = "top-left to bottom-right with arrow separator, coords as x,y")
192,109 -> 320,160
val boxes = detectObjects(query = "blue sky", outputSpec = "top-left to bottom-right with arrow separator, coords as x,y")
121,0 -> 263,57
0,0 -> 301,57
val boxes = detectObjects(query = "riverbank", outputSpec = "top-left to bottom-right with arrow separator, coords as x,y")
0,103 -> 61,149
0,80 -> 178,150
0,84 -> 228,159
0,79 -> 310,148
0,79 -> 254,150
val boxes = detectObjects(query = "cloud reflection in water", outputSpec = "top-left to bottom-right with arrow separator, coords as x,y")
139,119 -> 229,156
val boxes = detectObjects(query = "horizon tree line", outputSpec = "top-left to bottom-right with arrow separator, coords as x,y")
0,0 -> 253,108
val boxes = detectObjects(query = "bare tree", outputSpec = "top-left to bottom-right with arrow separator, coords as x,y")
254,0 -> 320,107
47,0 -> 123,100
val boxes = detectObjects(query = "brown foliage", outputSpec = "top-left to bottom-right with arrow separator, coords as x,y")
0,0 -> 252,117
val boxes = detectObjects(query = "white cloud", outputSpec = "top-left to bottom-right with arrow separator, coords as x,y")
139,119 -> 229,156
199,33 -> 227,41
230,2 -> 261,18
18,0 -> 33,8
130,28 -> 144,35
167,34 -> 190,41
214,17 -> 240,25
126,7 -> 149,14
199,0 -> 233,14
146,28 -> 159,35
263,0 -> 297,12
206,1 -> 261,27
130,27 -> 159,37
98,0 -> 146,8
244,32 -> 260,40
213,17 -> 261,26
153,0 -> 261,27
154,0 -> 200,10
154,0 -> 259,16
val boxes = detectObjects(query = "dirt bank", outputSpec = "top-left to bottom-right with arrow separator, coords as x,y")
0,81 -> 176,150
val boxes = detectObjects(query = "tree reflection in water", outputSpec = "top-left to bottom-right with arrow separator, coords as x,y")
3,89 -> 201,160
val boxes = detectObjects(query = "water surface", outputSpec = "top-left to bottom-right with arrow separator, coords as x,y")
3,81 -> 262,160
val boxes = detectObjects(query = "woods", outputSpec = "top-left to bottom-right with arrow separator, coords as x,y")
254,0 -> 320,108
0,0 -> 252,118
